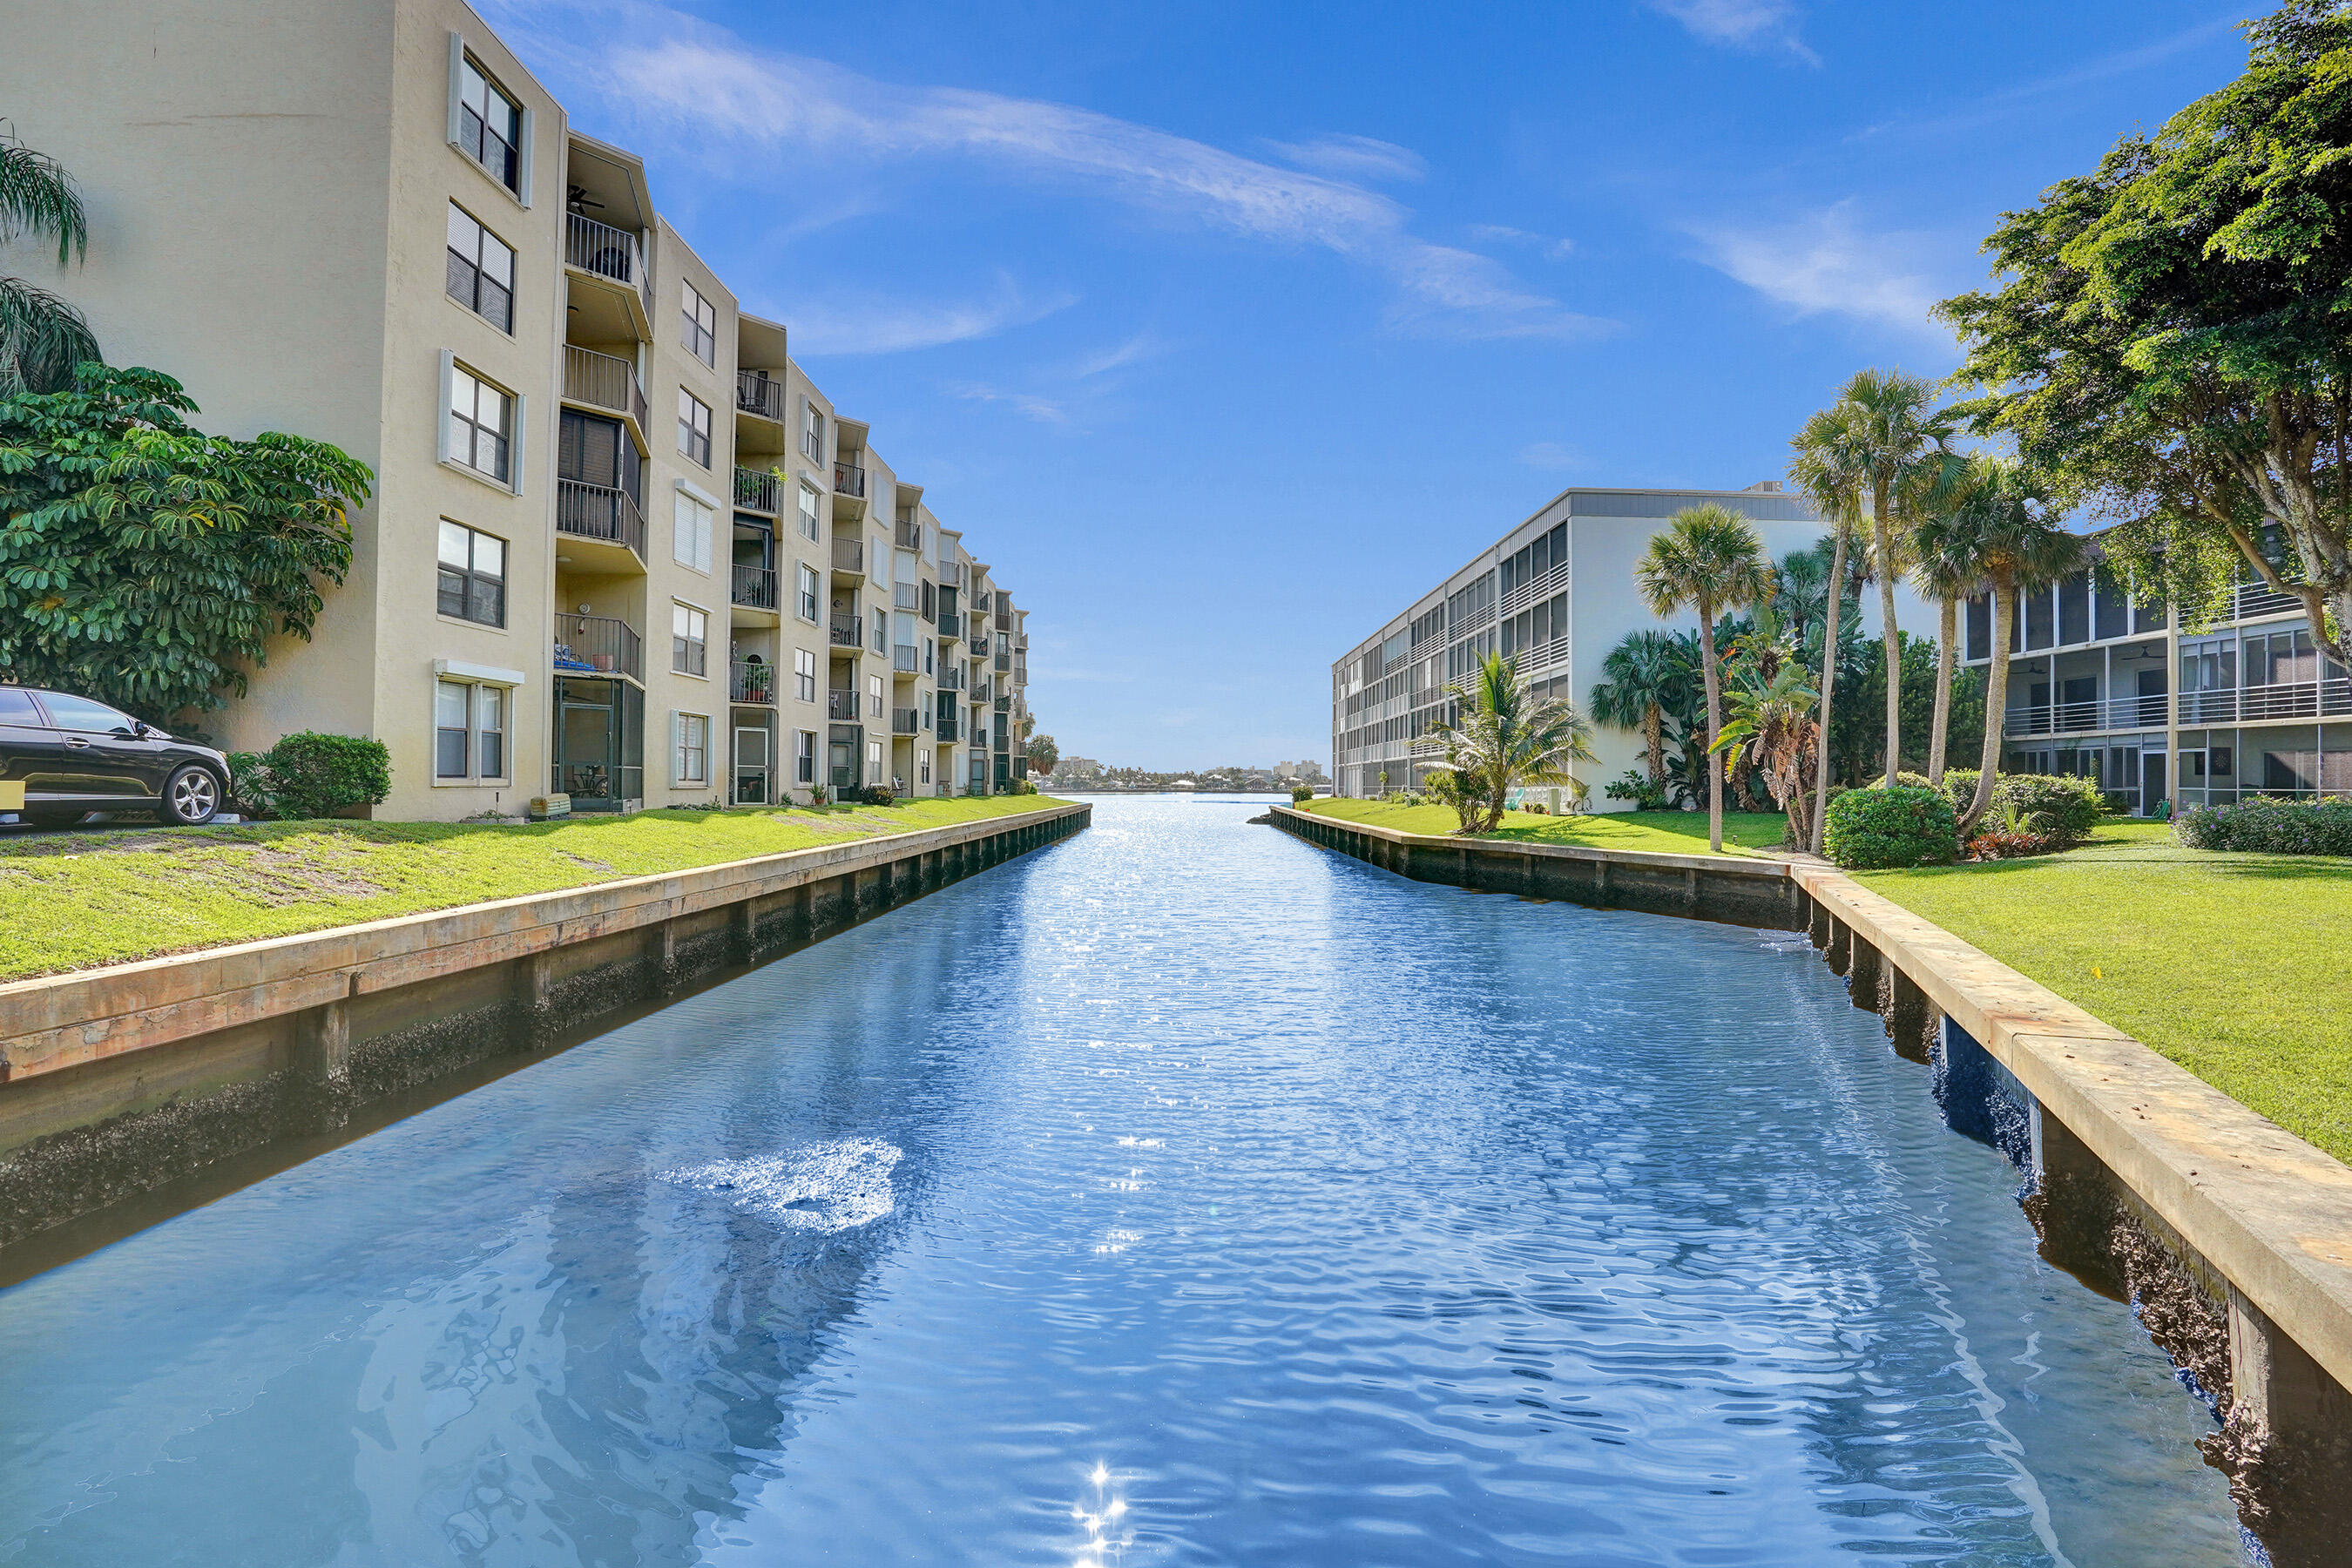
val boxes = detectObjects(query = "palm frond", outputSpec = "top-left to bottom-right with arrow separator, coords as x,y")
0,276 -> 101,395
0,133 -> 89,265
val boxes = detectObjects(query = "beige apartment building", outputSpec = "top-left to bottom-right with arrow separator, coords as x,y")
4,0 -> 1029,820
1333,483 -> 1930,805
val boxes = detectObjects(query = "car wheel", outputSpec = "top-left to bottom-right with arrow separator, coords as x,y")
162,764 -> 221,827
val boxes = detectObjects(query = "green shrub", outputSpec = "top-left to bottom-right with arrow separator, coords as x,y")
2177,797 -> 2352,855
1603,769 -> 1669,810
1291,784 -> 1315,804
1996,774 -> 2105,847
231,732 -> 391,820
863,784 -> 896,806
1822,784 -> 1957,869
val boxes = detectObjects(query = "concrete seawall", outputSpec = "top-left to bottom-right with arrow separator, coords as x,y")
1274,804 -> 2352,1564
0,802 -> 1089,1257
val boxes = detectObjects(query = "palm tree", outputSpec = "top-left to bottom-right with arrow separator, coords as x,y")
1908,455 -> 1990,785
1636,504 -> 1769,853
1,130 -> 98,395
1711,660 -> 1821,848
1588,629 -> 1686,786
1788,404 -> 1864,853
1913,459 -> 2089,835
1416,651 -> 1595,835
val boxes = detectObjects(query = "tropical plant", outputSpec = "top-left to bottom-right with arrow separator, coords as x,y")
1026,731 -> 1059,778
1588,628 -> 1689,786
233,731 -> 392,821
0,363 -> 372,724
1821,783 -> 1958,869
1788,409 -> 1862,852
1635,504 -> 1769,852
1710,659 -> 1821,847
1602,768 -> 1670,810
1921,462 -> 2091,833
1414,651 -> 1595,835
1,130 -> 99,395
1939,2 -> 2352,676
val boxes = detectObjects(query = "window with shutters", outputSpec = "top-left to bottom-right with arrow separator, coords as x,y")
672,490 -> 713,572
455,54 -> 523,193
446,364 -> 512,483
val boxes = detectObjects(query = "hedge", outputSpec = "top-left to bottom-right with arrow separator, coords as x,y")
2175,797 -> 2352,856
233,732 -> 393,821
1822,784 -> 1958,869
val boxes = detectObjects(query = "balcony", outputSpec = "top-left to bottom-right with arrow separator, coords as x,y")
893,645 -> 919,673
892,707 -> 922,735
831,537 -> 865,578
937,715 -> 960,743
553,612 -> 642,681
972,679 -> 993,703
994,695 -> 1011,713
736,369 -> 786,422
936,666 -> 963,692
565,213 -> 652,326
994,652 -> 1011,674
829,616 -> 863,649
2177,679 -> 2352,726
2236,579 -> 2305,621
994,609 -> 1012,632
734,466 -> 781,515
827,690 -> 860,720
730,659 -> 777,705
970,631 -> 990,658
833,462 -> 866,499
562,345 -> 647,436
893,582 -> 920,612
2003,695 -> 2172,736
939,561 -> 966,589
731,563 -> 777,612
896,518 -> 922,551
937,610 -> 963,643
556,480 -> 646,562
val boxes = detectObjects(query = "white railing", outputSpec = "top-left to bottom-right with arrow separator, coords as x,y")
2003,695 -> 2172,736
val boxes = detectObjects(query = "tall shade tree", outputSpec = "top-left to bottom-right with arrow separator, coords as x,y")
1905,455 -> 1984,784
1636,504 -> 1769,853
1938,1 -> 2352,674
1840,369 -> 1954,787
1788,402 -> 1865,852
1588,628 -> 1687,785
1911,460 -> 2090,834
0,131 -> 99,395
1415,651 -> 1595,835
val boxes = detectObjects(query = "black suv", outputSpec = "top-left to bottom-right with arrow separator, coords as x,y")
0,686 -> 230,828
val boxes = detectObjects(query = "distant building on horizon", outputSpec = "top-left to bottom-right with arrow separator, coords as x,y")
1330,482 -> 1930,807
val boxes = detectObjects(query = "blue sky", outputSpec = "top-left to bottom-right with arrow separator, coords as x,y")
487,0 -> 2254,770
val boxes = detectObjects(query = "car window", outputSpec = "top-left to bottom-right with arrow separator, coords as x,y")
0,687 -> 41,725
37,693 -> 136,733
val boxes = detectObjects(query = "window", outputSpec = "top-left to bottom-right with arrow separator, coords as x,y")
672,602 -> 708,677
794,647 -> 816,703
868,739 -> 882,775
795,729 -> 816,785
681,281 -> 717,366
436,521 -> 506,626
673,490 -> 713,572
434,679 -> 508,781
801,401 -> 826,462
797,563 -> 821,622
868,674 -> 882,718
797,483 -> 821,541
678,389 -> 712,467
445,205 -> 514,331
455,52 -> 523,193
446,363 -> 513,483
35,693 -> 134,733
675,712 -> 710,784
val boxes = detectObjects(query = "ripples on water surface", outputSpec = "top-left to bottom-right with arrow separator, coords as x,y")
0,797 -> 2247,1565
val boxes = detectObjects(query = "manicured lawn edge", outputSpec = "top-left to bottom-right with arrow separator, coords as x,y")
1295,797 -> 1790,857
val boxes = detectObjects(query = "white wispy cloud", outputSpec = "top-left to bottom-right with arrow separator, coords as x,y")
943,382 -> 1071,424
1470,224 -> 1576,262
1071,330 -> 1169,379
1519,440 -> 1588,471
1260,132 -> 1427,184
779,280 -> 1075,355
491,1 -> 1605,343
1646,0 -> 1816,64
1689,204 -> 1950,338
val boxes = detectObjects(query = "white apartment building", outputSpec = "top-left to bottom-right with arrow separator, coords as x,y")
7,0 -> 1029,820
1965,559 -> 2349,813
1331,483 -> 1930,806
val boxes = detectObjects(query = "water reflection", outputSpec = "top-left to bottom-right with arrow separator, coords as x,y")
0,796 -> 2247,1565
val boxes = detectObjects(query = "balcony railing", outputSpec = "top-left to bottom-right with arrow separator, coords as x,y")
892,707 -> 922,735
736,369 -> 786,422
893,583 -> 920,612
2176,679 -> 2352,725
827,690 -> 860,720
565,213 -> 651,314
972,679 -> 993,703
833,462 -> 866,498
994,695 -> 1011,713
2003,695 -> 2172,736
936,666 -> 963,692
939,561 -> 966,589
553,612 -> 642,681
2237,579 -> 2305,620
970,631 -> 990,657
556,480 -> 646,559
896,519 -> 922,551
734,466 -> 781,514
831,537 -> 865,576
562,345 -> 647,432
938,611 -> 963,642
893,645 -> 919,673
937,716 -> 960,743
994,653 -> 1011,674
730,659 -> 777,705
731,563 -> 777,611
829,617 -> 862,649
994,609 -> 1012,632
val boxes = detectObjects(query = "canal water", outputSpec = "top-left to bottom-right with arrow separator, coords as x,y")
0,796 -> 2247,1565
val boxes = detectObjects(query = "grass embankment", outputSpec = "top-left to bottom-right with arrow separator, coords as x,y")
0,795 -> 1067,983
1856,819 -> 2352,1166
1298,798 -> 1790,855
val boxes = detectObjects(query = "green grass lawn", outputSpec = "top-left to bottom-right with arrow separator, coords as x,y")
0,795 -> 1066,983
1855,818 -> 2352,1165
1298,797 -> 1790,855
